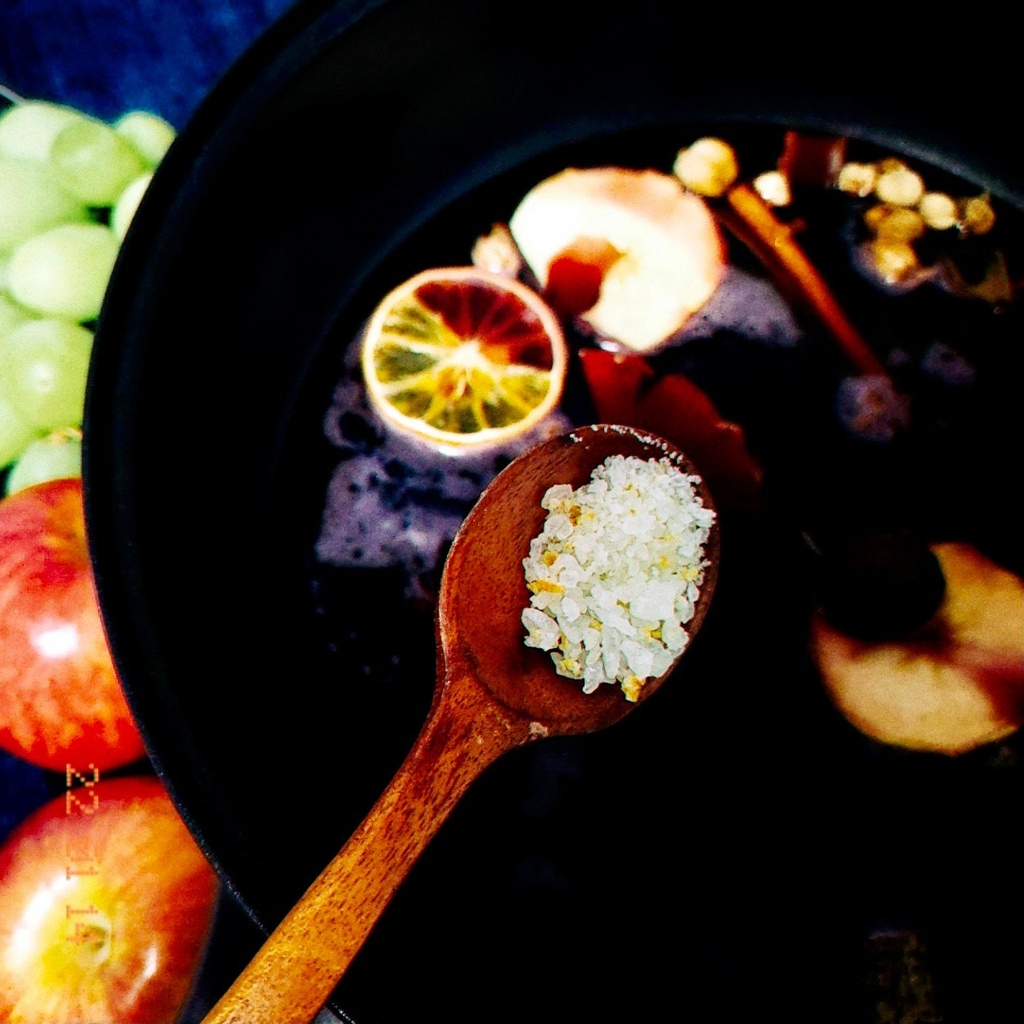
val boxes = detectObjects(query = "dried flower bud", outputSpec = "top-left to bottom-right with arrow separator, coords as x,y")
837,162 -> 878,197
960,195 -> 996,236
869,205 -> 927,243
866,238 -> 923,287
471,223 -> 523,277
918,191 -> 959,230
672,137 -> 739,197
877,157 -> 910,175
752,170 -> 791,207
875,166 -> 925,207
863,203 -> 895,233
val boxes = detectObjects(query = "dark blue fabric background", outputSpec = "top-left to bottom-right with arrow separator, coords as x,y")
0,0 -> 298,128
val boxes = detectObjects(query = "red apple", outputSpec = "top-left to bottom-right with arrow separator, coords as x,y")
0,476 -> 146,771
810,542 -> 1024,755
0,775 -> 219,1023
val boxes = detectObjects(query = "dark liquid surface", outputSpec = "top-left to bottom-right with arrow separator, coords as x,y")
300,125 -> 1022,1022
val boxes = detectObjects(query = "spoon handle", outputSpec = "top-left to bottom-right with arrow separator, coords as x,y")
201,674 -> 523,1024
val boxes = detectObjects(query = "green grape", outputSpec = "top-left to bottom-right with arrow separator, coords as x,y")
0,394 -> 40,469
0,158 -> 88,253
112,171 -> 153,241
49,117 -> 148,206
0,100 -> 90,163
0,290 -> 35,336
0,317 -> 93,431
114,111 -> 176,167
4,428 -> 82,495
8,222 -> 120,322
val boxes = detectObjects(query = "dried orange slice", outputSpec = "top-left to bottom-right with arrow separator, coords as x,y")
361,266 -> 567,449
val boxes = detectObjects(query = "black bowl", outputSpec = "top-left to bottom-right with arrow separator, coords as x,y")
84,2 -> 1024,1021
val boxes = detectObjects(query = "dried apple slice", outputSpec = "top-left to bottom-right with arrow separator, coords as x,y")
508,167 -> 727,353
810,542 -> 1024,755
578,348 -> 762,510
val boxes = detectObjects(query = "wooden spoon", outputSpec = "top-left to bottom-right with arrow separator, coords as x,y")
202,423 -> 719,1024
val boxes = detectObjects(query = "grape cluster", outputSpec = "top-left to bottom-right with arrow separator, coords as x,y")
0,97 -> 175,494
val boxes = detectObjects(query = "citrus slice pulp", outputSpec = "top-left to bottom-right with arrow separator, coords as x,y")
361,266 -> 567,449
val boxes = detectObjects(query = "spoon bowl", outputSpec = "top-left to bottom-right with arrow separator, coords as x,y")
440,423 -> 720,731
203,424 -> 718,1024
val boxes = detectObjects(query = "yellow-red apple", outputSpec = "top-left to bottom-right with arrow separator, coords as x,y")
0,477 -> 145,771
0,775 -> 219,1023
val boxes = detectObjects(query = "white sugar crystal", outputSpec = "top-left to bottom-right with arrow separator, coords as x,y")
542,483 -> 574,506
621,638 -> 655,679
561,613 -> 588,644
521,453 -> 714,701
522,607 -> 560,650
544,513 -> 573,541
630,580 -> 680,622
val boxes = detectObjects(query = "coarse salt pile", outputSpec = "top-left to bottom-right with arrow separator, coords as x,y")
521,453 -> 715,701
